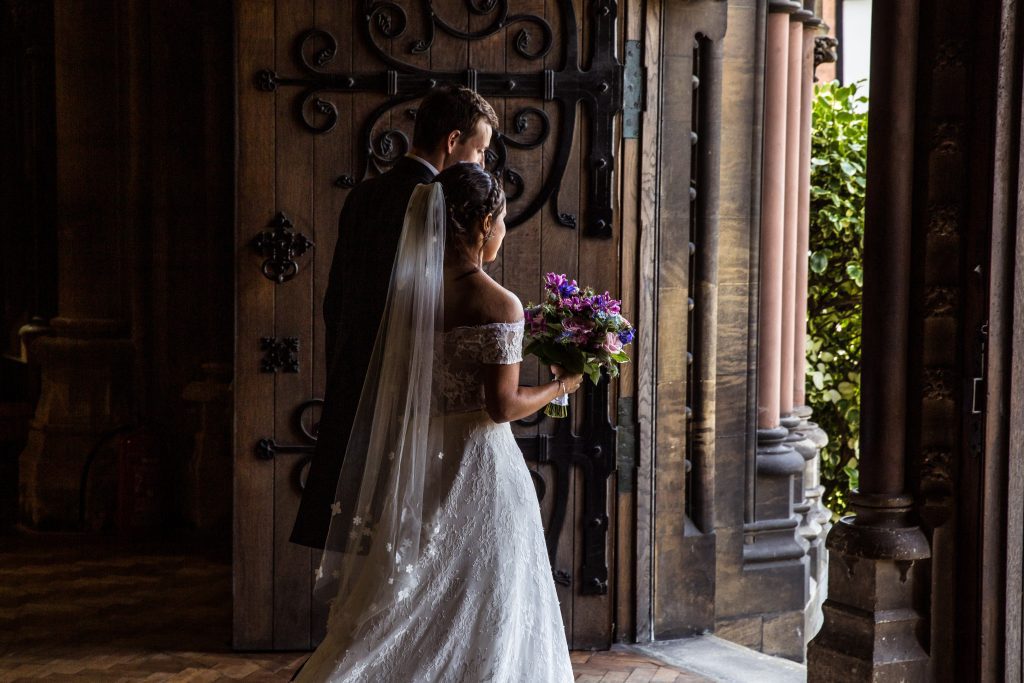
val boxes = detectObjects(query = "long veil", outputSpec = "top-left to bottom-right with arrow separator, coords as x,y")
313,182 -> 446,637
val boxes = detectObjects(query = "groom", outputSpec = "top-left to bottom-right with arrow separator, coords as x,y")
290,85 -> 499,549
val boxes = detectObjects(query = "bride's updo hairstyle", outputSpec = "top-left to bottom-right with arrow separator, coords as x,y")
432,162 -> 505,256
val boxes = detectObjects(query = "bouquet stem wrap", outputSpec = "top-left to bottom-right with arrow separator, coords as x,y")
545,390 -> 569,419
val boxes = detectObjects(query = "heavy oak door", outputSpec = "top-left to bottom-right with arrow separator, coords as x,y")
235,0 -> 630,650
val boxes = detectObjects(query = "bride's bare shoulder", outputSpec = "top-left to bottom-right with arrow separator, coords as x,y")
476,277 -> 524,325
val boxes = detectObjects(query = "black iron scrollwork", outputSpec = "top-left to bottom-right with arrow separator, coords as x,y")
516,371 -> 617,595
406,0 -> 553,60
255,398 -> 323,494
251,212 -> 315,283
260,337 -> 300,373
255,0 -> 623,237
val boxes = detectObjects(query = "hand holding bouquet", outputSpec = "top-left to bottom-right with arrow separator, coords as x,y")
523,273 -> 636,418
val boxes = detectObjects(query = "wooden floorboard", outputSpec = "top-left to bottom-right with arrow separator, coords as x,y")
0,532 -> 708,681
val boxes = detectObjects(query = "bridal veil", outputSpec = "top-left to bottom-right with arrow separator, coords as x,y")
312,182 -> 447,637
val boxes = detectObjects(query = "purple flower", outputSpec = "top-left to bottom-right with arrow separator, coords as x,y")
585,291 -> 622,317
558,280 -> 580,298
618,327 -> 635,345
544,273 -> 568,294
560,318 -> 594,345
563,296 -> 591,313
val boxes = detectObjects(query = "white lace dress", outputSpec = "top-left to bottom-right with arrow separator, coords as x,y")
295,320 -> 575,683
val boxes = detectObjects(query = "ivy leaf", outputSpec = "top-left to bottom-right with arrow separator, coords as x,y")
846,263 -> 864,287
810,251 -> 829,274
837,381 -> 857,399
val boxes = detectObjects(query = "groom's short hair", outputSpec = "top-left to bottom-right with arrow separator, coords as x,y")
413,85 -> 499,152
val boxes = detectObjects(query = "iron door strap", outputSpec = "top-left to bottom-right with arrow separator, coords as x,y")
516,371 -> 617,595
255,0 -> 627,238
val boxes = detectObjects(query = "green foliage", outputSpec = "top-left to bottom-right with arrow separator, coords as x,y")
807,81 -> 867,516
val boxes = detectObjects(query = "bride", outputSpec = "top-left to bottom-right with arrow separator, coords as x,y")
294,162 -> 583,682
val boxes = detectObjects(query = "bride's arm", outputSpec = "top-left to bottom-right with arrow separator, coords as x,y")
482,363 -> 582,423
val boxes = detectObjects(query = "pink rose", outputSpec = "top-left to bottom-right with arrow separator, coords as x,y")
601,332 -> 623,354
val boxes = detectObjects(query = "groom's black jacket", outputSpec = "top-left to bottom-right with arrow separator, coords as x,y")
290,156 -> 435,549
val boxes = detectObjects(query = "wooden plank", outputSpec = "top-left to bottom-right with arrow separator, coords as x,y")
234,0 -> 276,650
616,0 -> 643,644
273,0 -> 315,650
470,1 -> 506,285
428,2 -> 467,85
504,0 -> 545,454
541,0 -> 580,647
1002,79 -> 1024,681
981,3 -> 1024,679
569,0 -> 591,649
308,0 -> 354,647
634,0 -> 663,644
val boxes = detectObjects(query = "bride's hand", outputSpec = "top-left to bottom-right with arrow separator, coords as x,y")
549,365 -> 584,394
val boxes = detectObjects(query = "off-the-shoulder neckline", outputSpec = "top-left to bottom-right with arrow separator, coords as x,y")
443,319 -> 525,333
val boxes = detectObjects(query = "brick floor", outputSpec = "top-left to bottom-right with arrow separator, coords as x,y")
0,532 -> 708,682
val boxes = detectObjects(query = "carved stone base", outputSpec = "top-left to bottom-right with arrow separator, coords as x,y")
741,424 -> 810,661
18,318 -> 134,529
792,405 -> 832,643
806,492 -> 931,681
744,424 -> 809,568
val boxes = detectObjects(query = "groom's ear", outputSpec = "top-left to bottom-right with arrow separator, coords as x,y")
445,129 -> 462,154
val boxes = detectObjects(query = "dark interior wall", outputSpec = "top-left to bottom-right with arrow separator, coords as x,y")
0,1 -> 57,365
0,0 -> 234,532
139,0 -> 234,527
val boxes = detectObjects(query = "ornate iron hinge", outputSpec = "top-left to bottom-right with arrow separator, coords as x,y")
516,372 -> 617,595
255,0 -> 625,238
616,396 -> 637,493
254,398 -> 323,494
622,40 -> 645,139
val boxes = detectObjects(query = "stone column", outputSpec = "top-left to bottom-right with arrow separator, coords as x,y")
793,8 -> 817,412
756,4 -> 789,433
780,11 -> 804,421
794,8 -> 834,643
745,0 -> 810,661
18,1 -> 136,528
806,0 -> 932,678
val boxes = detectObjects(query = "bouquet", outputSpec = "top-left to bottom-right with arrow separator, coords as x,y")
523,273 -> 636,418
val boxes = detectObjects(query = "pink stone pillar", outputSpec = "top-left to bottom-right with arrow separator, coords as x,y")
794,20 -> 817,409
780,17 -> 804,418
747,3 -> 809,622
757,8 -> 793,429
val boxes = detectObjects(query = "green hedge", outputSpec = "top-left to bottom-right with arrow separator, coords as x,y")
806,80 -> 867,516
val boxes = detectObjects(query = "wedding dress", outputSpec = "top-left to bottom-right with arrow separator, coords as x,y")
294,183 -> 575,682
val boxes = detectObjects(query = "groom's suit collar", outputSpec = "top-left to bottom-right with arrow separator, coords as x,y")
391,154 -> 437,184
404,152 -> 440,177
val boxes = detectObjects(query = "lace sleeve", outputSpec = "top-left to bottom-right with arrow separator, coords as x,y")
478,321 -> 525,365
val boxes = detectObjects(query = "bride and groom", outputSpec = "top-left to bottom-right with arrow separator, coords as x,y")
289,85 -> 583,681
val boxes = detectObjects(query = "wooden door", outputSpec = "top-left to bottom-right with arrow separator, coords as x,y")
234,0 -> 632,650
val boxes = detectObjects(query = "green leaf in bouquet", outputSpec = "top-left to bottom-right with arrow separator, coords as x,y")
526,341 -> 586,375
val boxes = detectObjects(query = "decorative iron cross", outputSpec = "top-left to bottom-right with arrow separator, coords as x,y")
256,0 -> 624,238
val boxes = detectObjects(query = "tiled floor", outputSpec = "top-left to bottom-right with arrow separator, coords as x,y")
0,532 -> 708,682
